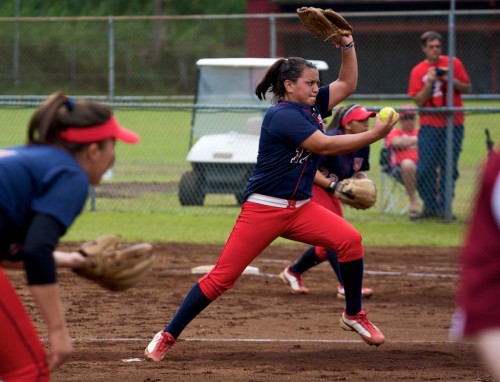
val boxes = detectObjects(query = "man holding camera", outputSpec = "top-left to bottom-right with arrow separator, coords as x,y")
408,31 -> 471,219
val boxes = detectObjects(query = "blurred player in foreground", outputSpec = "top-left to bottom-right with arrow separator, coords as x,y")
0,93 -> 139,381
145,29 -> 397,362
452,145 -> 500,379
280,103 -> 375,298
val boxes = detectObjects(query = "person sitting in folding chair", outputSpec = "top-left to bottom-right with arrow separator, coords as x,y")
384,105 -> 420,220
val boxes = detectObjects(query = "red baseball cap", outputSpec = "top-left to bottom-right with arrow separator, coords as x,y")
342,105 -> 376,125
400,104 -> 416,118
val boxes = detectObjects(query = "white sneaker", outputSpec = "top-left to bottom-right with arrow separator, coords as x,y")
337,284 -> 374,299
279,266 -> 309,294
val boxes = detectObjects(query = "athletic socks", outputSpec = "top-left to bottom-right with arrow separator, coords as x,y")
339,258 -> 364,315
163,256 -> 365,337
165,282 -> 212,339
290,246 -> 344,287
326,249 -> 343,285
290,246 -> 323,274
291,246 -> 363,315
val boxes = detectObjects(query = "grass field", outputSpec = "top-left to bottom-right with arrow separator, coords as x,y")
1,101 -> 499,246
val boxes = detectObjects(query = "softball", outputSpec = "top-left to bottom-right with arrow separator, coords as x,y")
379,107 -> 397,123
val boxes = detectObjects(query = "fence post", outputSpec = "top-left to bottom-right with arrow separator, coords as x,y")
108,17 -> 115,103
445,0 -> 456,222
13,0 -> 20,88
89,186 -> 96,211
269,15 -> 276,58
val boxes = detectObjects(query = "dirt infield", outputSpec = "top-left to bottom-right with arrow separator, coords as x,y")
9,243 -> 494,381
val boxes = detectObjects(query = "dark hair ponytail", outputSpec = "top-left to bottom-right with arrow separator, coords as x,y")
255,57 -> 317,103
27,92 -> 112,152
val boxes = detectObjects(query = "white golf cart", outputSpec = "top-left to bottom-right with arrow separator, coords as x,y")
178,57 -> 329,206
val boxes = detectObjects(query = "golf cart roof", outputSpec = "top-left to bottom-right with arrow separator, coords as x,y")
196,58 -> 329,71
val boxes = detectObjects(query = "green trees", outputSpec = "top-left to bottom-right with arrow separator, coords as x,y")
1,1 -> 247,95
1,0 -> 245,17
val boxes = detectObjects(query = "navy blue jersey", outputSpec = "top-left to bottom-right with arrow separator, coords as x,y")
317,130 -> 370,182
244,85 -> 331,201
0,145 -> 89,231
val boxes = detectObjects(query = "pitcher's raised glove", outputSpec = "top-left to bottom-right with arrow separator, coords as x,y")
73,235 -> 154,291
296,7 -> 353,44
334,178 -> 377,210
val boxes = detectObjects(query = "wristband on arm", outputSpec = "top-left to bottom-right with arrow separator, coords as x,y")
326,181 -> 338,193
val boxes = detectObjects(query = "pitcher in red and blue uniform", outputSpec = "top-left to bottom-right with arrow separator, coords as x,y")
279,104 -> 375,299
145,31 -> 398,361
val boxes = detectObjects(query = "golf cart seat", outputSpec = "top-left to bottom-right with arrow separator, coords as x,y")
244,116 -> 263,135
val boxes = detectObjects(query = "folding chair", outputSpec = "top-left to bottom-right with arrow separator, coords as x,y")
379,147 -> 410,215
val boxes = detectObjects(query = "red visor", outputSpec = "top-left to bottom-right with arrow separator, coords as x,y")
342,106 -> 376,126
59,116 -> 139,144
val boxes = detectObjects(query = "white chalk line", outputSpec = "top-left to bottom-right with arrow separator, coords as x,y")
74,337 -> 460,345
78,336 -> 467,363
364,270 -> 457,278
172,269 -> 456,279
258,259 -> 457,273
174,257 -> 457,279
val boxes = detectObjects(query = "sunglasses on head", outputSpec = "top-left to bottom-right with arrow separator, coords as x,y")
401,115 -> 415,120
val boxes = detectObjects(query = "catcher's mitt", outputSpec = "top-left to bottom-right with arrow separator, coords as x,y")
297,7 -> 352,43
73,235 -> 154,291
334,178 -> 377,210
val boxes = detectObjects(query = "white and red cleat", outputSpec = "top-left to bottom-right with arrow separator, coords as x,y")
279,266 -> 309,294
144,331 -> 176,361
339,309 -> 385,346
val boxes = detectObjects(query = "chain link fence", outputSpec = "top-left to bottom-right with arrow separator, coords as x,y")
0,10 -> 498,220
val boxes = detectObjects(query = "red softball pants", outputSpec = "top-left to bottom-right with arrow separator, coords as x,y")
310,184 -> 344,261
0,268 -> 50,382
198,197 -> 363,300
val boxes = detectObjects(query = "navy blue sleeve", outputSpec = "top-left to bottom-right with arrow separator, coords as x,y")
32,166 -> 88,228
268,108 -> 318,147
23,213 -> 65,285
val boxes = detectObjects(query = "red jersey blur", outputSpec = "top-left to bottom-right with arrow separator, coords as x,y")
408,55 -> 470,127
459,150 -> 500,336
385,128 -> 419,166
